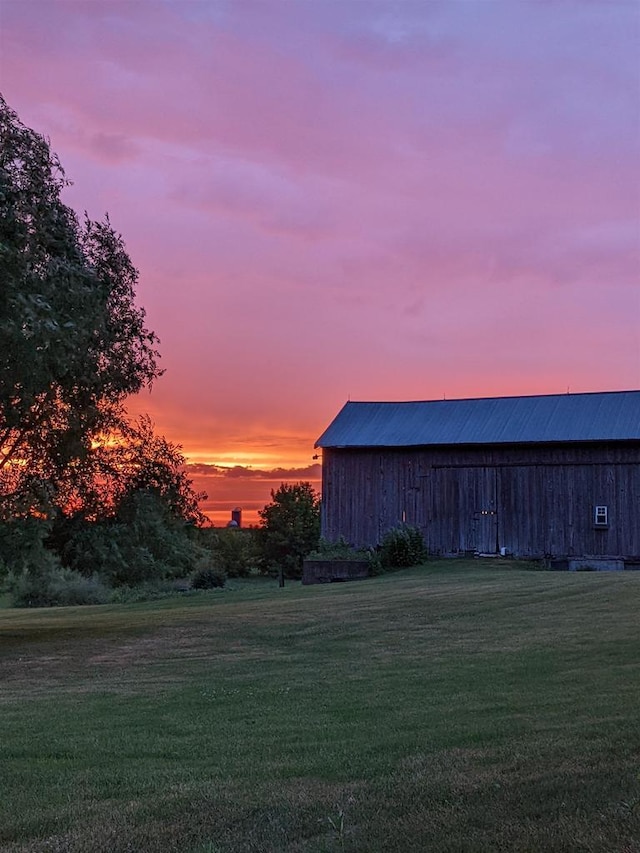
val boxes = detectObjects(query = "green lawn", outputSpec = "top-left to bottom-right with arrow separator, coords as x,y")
1,561 -> 639,852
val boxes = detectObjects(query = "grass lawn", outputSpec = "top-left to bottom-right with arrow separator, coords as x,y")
1,561 -> 639,852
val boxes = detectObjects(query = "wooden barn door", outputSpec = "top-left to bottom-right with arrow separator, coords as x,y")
469,467 -> 498,554
429,466 -> 498,554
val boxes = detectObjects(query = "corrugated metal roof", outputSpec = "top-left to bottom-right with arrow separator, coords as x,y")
315,390 -> 640,448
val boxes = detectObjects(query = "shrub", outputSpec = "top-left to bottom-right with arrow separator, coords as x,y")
191,564 -> 226,589
308,537 -> 377,562
379,524 -> 426,569
62,522 -> 129,581
306,536 -> 383,578
108,581 -> 193,604
61,492 -> 210,587
208,528 -> 257,578
0,517 -> 54,575
8,563 -> 110,608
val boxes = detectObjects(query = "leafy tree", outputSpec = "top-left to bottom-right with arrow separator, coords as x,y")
0,96 -> 209,599
258,482 -> 320,579
53,414 -> 207,526
0,95 -> 161,516
114,416 -> 206,526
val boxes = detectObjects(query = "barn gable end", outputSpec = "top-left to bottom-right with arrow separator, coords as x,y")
315,391 -> 640,562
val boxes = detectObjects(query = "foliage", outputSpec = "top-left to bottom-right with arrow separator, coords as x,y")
7,563 -> 109,607
0,516 -> 52,576
67,414 -> 207,526
0,95 -> 162,517
191,563 -> 226,590
0,516 -> 110,607
60,521 -> 130,583
0,97 -> 208,597
257,482 -> 320,578
307,535 -> 381,571
32,414 -> 206,529
200,528 -> 258,578
0,97 -> 204,522
60,491 -> 208,587
379,524 -> 426,569
0,484 -> 208,602
307,536 -> 360,561
107,580 -> 193,604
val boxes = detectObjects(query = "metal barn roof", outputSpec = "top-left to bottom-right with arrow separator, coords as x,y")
315,390 -> 640,448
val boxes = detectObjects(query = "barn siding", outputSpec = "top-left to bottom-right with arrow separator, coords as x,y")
321,442 -> 640,559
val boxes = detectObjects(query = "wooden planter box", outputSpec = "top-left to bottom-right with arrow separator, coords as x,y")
302,559 -> 370,585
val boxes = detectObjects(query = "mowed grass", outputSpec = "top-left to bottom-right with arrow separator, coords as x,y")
1,562 -> 639,852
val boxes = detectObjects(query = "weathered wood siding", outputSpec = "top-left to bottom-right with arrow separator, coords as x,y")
321,442 -> 640,558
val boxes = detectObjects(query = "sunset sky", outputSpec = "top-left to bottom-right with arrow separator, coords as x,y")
1,0 -> 639,524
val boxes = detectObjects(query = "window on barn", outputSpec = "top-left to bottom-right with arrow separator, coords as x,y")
594,505 -> 608,527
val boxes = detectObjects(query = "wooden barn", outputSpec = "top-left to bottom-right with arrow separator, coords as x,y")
315,390 -> 640,565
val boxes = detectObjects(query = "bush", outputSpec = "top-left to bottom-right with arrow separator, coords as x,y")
308,537 -> 378,562
108,581 -> 194,604
63,522 -> 168,587
0,517 -> 54,575
60,491 -> 210,587
0,517 -> 110,606
0,496 -> 215,606
191,564 -> 226,589
8,563 -> 110,608
62,522 -> 129,581
379,524 -> 426,569
206,528 -> 257,578
306,536 -> 383,577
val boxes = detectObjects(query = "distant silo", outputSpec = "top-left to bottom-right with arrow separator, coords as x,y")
231,507 -> 242,528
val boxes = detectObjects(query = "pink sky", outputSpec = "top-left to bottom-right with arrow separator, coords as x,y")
1,0 -> 639,524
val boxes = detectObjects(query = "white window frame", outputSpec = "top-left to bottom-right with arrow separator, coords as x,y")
594,505 -> 608,526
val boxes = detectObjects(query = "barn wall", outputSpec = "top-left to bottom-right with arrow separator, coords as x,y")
321,442 -> 640,558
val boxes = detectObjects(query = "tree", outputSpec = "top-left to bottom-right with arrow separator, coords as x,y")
258,482 -> 320,579
53,414 -> 207,526
0,96 -> 209,600
59,489 -> 207,588
0,95 -> 161,516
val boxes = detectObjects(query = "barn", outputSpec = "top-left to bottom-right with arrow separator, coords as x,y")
315,390 -> 640,565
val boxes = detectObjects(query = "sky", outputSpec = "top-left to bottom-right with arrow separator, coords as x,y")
1,0 -> 639,525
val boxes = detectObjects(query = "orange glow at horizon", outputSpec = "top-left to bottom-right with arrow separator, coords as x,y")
187,460 -> 323,528
125,391 -> 327,526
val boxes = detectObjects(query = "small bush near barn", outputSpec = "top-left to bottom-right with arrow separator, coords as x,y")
307,536 -> 382,574
307,536 -> 376,562
380,524 -> 426,569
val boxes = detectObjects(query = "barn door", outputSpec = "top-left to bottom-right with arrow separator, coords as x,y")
471,509 -> 498,553
470,468 -> 498,554
428,466 -> 499,554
